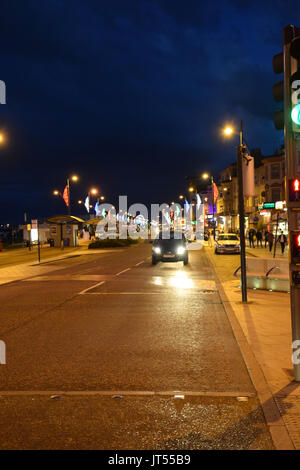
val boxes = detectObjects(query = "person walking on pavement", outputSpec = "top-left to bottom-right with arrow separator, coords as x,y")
256,230 -> 263,248
264,230 -> 269,248
252,229 -> 257,248
208,229 -> 213,247
277,231 -> 287,254
268,231 -> 274,253
248,229 -> 253,248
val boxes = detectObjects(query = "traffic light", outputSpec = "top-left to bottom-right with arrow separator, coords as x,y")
272,52 -> 284,129
291,232 -> 300,264
289,178 -> 300,201
290,36 -> 300,131
272,27 -> 300,132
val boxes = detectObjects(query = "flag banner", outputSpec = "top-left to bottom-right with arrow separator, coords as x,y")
242,153 -> 255,197
196,193 -> 201,209
184,199 -> 190,213
94,202 -> 99,215
62,185 -> 69,207
213,182 -> 219,203
84,196 -> 90,213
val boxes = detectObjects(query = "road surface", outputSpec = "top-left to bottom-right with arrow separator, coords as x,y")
0,243 -> 273,449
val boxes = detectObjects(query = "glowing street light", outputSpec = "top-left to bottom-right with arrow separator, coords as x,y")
223,126 -> 234,136
202,172 -> 209,180
90,188 -> 98,195
0,133 -> 5,143
188,186 -> 194,192
179,195 -> 184,200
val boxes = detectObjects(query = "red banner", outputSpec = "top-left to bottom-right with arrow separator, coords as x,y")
213,182 -> 219,203
63,185 -> 69,207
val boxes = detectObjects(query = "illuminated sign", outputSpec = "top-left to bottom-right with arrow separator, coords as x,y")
275,200 -> 285,210
263,202 -> 275,209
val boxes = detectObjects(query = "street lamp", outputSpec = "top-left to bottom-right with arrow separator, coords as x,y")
53,174 -> 79,215
201,172 -> 216,240
223,121 -> 247,302
223,126 -> 234,136
0,133 -> 5,143
66,174 -> 79,216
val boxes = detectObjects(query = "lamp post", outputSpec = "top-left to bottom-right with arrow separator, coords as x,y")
67,175 -> 79,216
88,187 -> 98,215
223,121 -> 247,302
202,173 -> 216,240
53,175 -> 78,215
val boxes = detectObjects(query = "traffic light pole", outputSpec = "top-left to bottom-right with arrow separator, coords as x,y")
283,26 -> 300,381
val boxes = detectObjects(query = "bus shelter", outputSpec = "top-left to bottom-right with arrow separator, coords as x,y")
46,215 -> 85,248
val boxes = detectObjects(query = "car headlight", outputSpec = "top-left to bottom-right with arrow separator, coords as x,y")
177,246 -> 185,255
153,246 -> 161,254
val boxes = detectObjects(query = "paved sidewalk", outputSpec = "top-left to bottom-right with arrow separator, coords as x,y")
246,245 -> 288,259
0,244 -> 123,285
206,247 -> 300,450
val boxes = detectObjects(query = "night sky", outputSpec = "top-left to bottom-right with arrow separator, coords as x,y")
0,0 -> 298,223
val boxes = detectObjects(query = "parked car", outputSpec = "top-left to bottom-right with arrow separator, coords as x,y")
215,233 -> 241,254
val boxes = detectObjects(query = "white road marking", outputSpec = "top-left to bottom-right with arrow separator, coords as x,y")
134,261 -> 144,266
115,268 -> 131,276
85,292 -> 162,295
78,281 -> 105,295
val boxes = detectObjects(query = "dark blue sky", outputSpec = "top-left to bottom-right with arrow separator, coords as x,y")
0,0 -> 298,223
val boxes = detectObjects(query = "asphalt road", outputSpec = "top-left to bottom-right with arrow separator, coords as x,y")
0,243 -> 274,449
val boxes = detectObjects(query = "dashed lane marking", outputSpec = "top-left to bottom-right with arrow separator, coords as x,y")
78,281 -> 105,295
115,268 -> 131,276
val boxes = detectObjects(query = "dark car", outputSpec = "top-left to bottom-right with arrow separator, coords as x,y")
152,231 -> 188,265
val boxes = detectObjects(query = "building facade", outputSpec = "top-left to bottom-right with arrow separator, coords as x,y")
216,147 -> 287,234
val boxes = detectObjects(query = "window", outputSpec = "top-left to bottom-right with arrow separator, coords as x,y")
271,188 -> 281,201
271,163 -> 280,179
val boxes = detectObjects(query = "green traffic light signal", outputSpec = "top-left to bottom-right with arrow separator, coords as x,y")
292,104 -> 300,125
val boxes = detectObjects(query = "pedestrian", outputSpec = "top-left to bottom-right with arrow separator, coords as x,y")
248,229 -> 253,248
277,230 -> 287,254
256,230 -> 263,248
268,231 -> 274,253
252,229 -> 257,248
208,229 -> 213,247
264,230 -> 269,248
